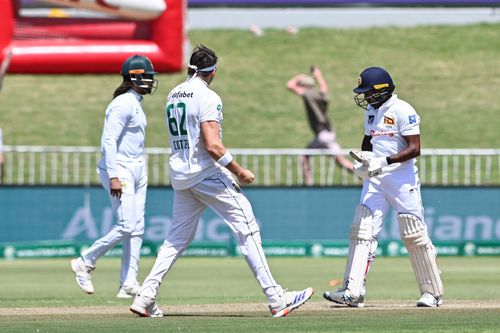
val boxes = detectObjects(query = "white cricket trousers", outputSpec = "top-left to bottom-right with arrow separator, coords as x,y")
82,160 -> 147,287
361,166 -> 425,238
139,171 -> 284,303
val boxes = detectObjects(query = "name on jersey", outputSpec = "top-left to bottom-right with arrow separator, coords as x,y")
173,139 -> 190,150
170,91 -> 194,99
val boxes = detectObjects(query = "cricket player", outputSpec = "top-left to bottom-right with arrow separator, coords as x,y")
287,66 -> 353,186
71,55 -> 158,298
130,45 -> 313,318
323,67 -> 444,307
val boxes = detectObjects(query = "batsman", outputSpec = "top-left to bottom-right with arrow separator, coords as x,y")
323,67 -> 444,307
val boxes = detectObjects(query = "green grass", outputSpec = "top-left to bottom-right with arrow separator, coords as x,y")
2,310 -> 500,333
1,24 -> 499,149
0,257 -> 499,332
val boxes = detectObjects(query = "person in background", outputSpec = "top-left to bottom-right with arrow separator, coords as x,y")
287,66 -> 353,186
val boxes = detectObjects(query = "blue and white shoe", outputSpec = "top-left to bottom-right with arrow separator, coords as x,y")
70,257 -> 95,294
269,287 -> 314,317
323,289 -> 365,308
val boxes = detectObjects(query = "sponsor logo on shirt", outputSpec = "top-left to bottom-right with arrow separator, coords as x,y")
409,115 -> 417,124
368,115 -> 375,125
383,116 -> 395,125
170,91 -> 194,99
370,129 -> 394,137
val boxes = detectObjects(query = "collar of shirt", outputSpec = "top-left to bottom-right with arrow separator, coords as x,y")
193,76 -> 209,86
129,89 -> 144,102
369,94 -> 398,113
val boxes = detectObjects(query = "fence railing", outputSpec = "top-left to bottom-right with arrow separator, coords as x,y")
1,146 -> 499,186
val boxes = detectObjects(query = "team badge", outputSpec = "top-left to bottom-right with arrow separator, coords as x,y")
368,115 -> 375,125
409,115 -> 417,124
383,116 -> 395,125
217,104 -> 222,111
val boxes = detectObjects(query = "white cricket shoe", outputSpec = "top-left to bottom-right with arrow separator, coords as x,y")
416,292 -> 443,307
117,280 -> 141,299
269,287 -> 314,317
70,257 -> 95,294
323,289 -> 365,308
130,294 -> 164,318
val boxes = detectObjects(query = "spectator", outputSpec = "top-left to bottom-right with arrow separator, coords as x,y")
287,66 -> 353,186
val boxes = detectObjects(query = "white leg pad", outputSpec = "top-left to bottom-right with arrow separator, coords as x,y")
398,213 -> 444,297
342,204 -> 373,298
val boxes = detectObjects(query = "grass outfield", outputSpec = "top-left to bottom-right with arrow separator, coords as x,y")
1,257 -> 499,332
1,24 -> 500,149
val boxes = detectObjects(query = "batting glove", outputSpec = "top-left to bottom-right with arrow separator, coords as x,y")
349,150 -> 375,166
368,157 -> 389,177
353,162 -> 369,180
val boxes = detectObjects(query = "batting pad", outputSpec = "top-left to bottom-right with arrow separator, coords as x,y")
398,213 -> 444,297
342,204 -> 373,297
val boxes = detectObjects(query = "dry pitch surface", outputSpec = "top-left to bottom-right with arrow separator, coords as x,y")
1,300 -> 499,317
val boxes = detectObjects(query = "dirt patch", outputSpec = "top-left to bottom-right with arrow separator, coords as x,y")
1,300 -> 499,317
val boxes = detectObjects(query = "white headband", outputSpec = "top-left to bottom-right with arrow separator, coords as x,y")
188,64 -> 216,72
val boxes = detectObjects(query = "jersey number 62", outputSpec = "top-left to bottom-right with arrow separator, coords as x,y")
166,102 -> 188,136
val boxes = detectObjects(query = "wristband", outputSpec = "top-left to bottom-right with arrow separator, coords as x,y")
217,151 -> 233,166
386,156 -> 393,165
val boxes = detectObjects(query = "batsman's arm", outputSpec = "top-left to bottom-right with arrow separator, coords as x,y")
387,134 -> 421,164
201,121 -> 255,184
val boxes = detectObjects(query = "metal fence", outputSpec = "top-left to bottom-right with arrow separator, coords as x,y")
1,145 -> 499,186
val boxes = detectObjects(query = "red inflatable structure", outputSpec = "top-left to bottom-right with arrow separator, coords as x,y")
0,0 -> 185,74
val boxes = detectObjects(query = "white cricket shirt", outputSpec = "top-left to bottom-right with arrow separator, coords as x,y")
97,90 -> 147,178
364,95 -> 421,172
166,77 -> 223,190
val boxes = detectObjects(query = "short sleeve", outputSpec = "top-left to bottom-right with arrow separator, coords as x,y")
200,93 -> 223,123
399,105 -> 420,136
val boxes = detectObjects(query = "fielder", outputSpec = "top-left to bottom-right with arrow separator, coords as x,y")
323,67 -> 444,307
130,45 -> 313,318
71,55 -> 158,298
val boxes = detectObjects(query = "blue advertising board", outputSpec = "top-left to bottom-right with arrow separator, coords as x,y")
1,186 -> 498,244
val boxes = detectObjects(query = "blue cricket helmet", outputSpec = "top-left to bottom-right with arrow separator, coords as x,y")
353,67 -> 395,110
353,67 -> 394,94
